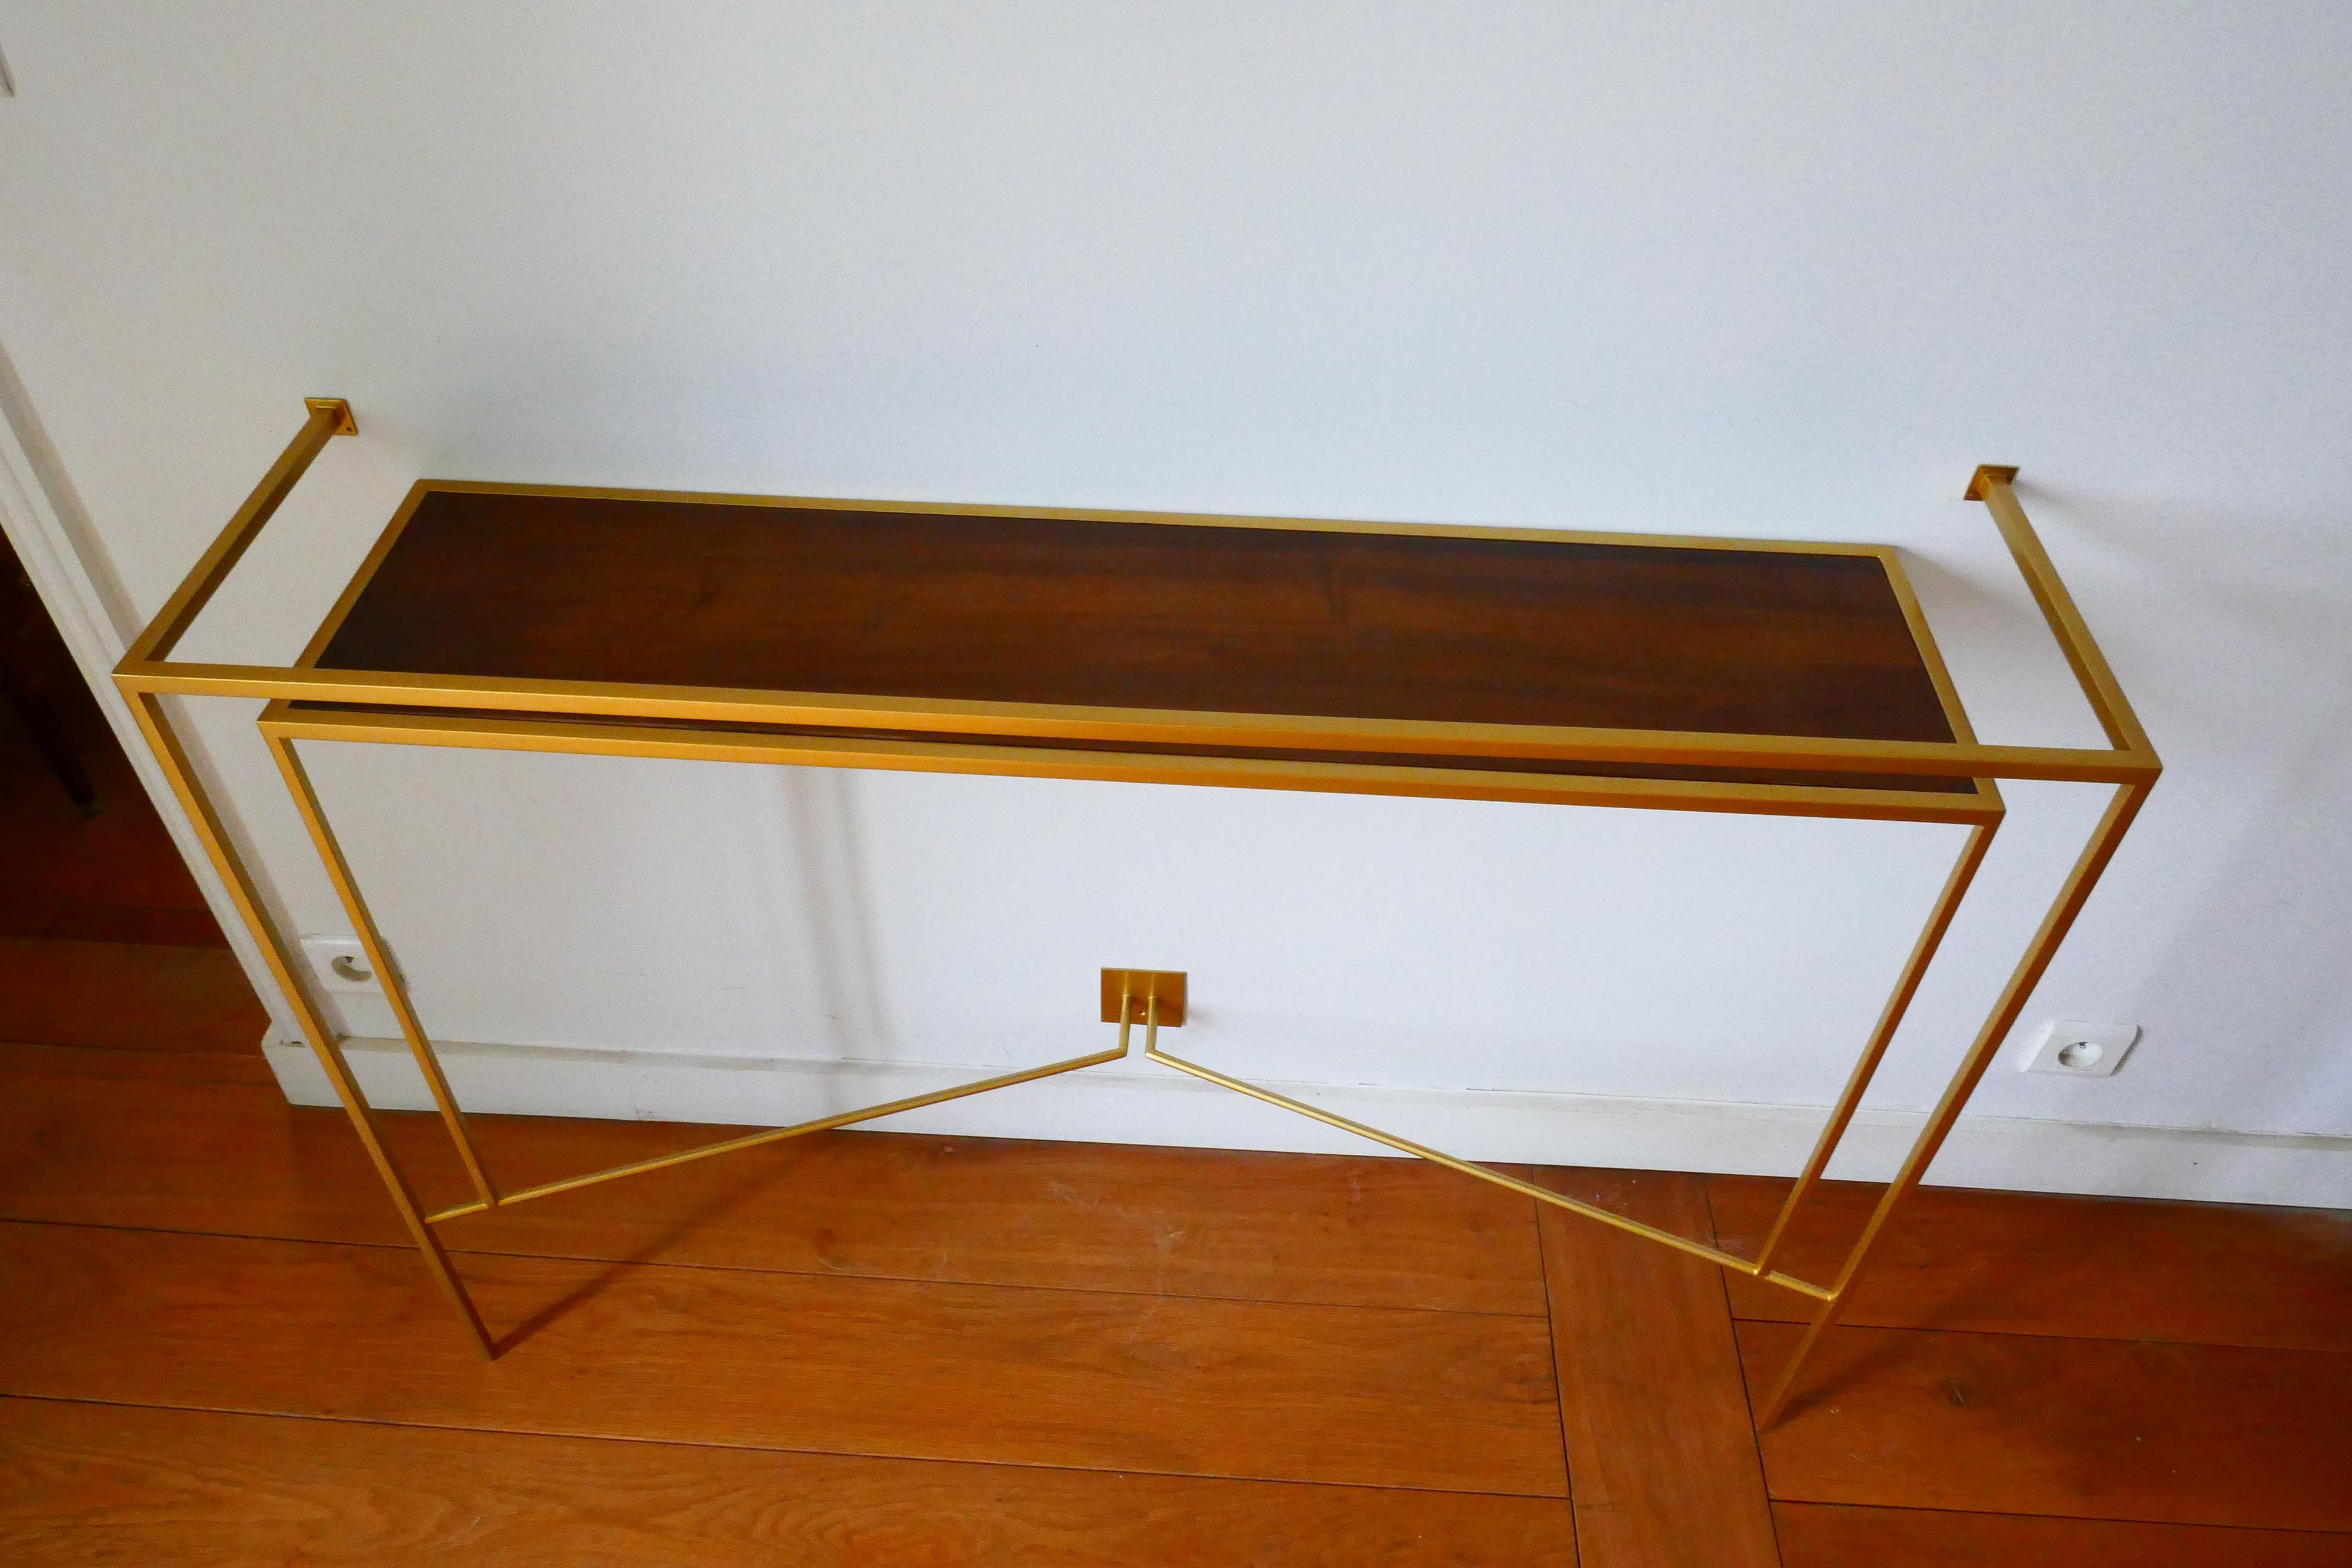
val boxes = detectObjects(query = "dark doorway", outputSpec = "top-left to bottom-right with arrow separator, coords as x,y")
1,526 -> 268,1055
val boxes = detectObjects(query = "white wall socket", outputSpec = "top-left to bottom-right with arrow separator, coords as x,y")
299,935 -> 381,996
2021,1019 -> 2139,1077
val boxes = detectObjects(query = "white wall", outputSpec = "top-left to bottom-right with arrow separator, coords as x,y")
2,4 -> 2347,1192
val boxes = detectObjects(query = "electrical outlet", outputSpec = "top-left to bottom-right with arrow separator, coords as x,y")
299,935 -> 381,995
2021,1019 -> 2138,1077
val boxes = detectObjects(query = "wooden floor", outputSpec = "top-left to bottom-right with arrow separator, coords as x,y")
3,658 -> 2351,1563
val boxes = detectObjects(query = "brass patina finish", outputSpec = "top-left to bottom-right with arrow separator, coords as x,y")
117,402 -> 2156,1422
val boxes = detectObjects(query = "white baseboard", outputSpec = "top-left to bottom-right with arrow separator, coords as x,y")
263,1033 -> 2352,1210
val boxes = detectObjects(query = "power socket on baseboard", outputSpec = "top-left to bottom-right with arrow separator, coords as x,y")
299,935 -> 381,995
2021,1019 -> 2140,1077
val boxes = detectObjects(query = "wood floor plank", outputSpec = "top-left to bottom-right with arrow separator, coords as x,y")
0,637 -> 230,946
1712,1175 -> 2352,1350
0,1046 -> 1547,1315
1773,1501 -> 2352,1567
0,1221 -> 1566,1497
0,693 -> 218,929
1534,1168 -> 1778,1568
1742,1320 -> 2352,1531
0,1397 -> 1576,1567
0,939 -> 264,1054
0,1039 -> 275,1086
0,900 -> 226,947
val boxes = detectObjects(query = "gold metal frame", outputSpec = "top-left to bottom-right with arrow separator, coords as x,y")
116,403 -> 2157,1424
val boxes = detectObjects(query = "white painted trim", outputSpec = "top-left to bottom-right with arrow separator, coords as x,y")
0,351 -> 299,1042
269,1033 -> 2352,1210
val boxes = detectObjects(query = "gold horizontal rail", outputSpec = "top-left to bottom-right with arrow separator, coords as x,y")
409,475 -> 1920,561
113,411 -> 2157,801
123,399 -> 352,667
1144,1044 -> 1834,1302
137,656 -> 2157,784
260,702 -> 2003,826
1968,466 -> 2155,759
423,1040 -> 1127,1225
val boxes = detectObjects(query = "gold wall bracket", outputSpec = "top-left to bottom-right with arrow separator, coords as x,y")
1964,463 -> 2020,500
303,397 -> 358,436
1102,969 -> 1187,1027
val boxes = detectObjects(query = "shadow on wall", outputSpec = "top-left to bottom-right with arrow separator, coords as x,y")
2059,486 -> 2352,1137
2123,669 -> 2352,1138
1896,546 -> 2100,747
780,765 -> 890,1058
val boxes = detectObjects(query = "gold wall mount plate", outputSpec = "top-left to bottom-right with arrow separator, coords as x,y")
1102,968 -> 1187,1027
304,397 -> 358,436
1963,463 -> 2019,500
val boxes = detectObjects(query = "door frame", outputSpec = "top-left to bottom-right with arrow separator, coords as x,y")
0,347 -> 297,1041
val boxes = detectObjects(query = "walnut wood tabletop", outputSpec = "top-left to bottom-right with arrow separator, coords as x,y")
300,484 -> 1980,800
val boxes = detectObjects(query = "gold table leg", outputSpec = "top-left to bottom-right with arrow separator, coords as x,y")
1751,820 -> 1998,1279
128,692 -> 495,1357
256,716 -> 1131,1349
1755,778 -> 2150,1426
267,731 -> 501,1210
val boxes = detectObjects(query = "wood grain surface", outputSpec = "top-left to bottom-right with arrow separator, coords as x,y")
1773,1502 -> 2352,1568
0,1221 -> 1567,1497
0,939 -> 264,1054
1743,1320 -> 2352,1530
0,653 -> 225,949
0,1039 -> 274,1086
1712,1175 -> 2352,1350
319,488 -> 1957,745
0,1398 -> 1578,1568
8,947 -> 2352,1563
0,1046 -> 1547,1314
1535,1168 -> 1779,1568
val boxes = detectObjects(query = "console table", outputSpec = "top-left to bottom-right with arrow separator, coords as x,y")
116,399 -> 2158,1426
